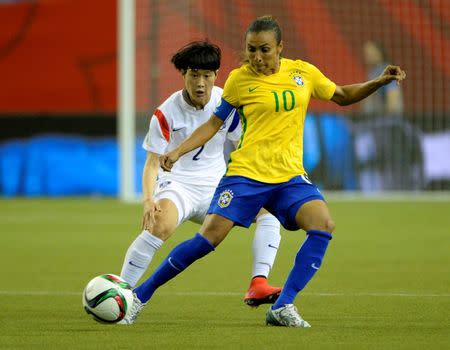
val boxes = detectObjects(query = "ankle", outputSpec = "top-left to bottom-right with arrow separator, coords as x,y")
251,276 -> 268,285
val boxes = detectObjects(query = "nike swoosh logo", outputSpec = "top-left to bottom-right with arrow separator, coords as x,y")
128,261 -> 144,269
168,257 -> 181,271
172,127 -> 184,132
268,244 -> 278,249
311,263 -> 320,270
248,86 -> 259,92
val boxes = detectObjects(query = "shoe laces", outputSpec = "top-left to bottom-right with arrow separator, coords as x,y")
126,294 -> 144,323
278,304 -> 304,326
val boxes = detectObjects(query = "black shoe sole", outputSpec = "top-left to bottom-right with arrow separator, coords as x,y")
244,292 -> 280,308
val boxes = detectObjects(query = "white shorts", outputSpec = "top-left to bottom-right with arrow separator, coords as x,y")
153,179 -> 217,226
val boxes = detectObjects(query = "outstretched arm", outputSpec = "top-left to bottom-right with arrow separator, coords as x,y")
160,115 -> 223,171
331,65 -> 406,106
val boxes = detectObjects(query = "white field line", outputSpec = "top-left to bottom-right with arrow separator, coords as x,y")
1,290 -> 449,298
323,191 -> 450,202
121,192 -> 450,204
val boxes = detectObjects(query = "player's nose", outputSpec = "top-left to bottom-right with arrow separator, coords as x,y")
197,77 -> 206,87
254,50 -> 263,62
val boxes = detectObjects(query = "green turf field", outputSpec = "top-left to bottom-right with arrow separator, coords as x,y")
1,198 -> 449,349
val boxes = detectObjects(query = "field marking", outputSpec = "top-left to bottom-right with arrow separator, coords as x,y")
324,191 -> 450,202
1,290 -> 449,298
118,192 -> 450,204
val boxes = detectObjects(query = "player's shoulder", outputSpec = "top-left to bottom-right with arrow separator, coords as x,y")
158,90 -> 183,110
226,64 -> 251,81
285,58 -> 315,72
205,86 -> 224,110
153,90 -> 185,120
211,85 -> 224,97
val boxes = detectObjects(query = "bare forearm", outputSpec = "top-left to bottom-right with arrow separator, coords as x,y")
142,153 -> 159,201
332,64 -> 406,106
177,116 -> 222,157
335,78 -> 384,106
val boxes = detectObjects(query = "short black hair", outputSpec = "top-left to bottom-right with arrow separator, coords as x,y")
171,41 -> 221,72
246,15 -> 282,44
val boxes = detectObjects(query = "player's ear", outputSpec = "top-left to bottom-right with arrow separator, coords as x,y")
212,70 -> 219,82
278,40 -> 284,56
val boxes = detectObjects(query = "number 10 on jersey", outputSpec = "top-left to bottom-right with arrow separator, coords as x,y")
271,90 -> 296,112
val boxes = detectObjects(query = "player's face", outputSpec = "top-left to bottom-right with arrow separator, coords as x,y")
183,69 -> 218,109
246,30 -> 283,75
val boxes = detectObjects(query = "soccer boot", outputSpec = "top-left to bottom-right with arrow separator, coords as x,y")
117,293 -> 145,325
244,276 -> 282,307
266,304 -> 311,328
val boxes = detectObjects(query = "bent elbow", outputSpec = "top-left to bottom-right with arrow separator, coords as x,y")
333,97 -> 350,106
339,99 -> 352,106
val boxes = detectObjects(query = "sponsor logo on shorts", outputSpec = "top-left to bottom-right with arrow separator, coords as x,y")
218,189 -> 234,208
159,180 -> 172,189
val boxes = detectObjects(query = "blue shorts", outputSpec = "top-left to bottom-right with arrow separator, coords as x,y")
207,175 -> 324,231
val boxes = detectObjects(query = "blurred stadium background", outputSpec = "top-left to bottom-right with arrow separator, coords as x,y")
1,0 -> 449,198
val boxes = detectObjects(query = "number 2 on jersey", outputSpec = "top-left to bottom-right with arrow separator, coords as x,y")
192,145 -> 205,161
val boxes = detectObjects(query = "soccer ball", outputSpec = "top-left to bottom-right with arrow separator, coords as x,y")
82,274 -> 133,323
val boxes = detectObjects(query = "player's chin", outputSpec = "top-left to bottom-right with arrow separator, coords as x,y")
193,94 -> 207,103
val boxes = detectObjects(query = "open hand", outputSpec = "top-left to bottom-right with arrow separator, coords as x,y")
141,198 -> 161,230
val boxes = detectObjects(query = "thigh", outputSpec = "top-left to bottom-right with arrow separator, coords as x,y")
295,199 -> 335,232
154,179 -> 195,226
266,175 -> 324,231
190,185 -> 217,224
199,214 -> 235,247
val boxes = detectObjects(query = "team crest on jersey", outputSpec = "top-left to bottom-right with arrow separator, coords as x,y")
218,189 -> 234,208
290,70 -> 305,87
293,75 -> 304,87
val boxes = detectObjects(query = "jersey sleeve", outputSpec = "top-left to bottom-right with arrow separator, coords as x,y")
142,108 -> 170,154
309,63 -> 337,101
226,110 -> 242,142
214,70 -> 240,121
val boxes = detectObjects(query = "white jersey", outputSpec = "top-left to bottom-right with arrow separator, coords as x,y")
143,86 -> 241,186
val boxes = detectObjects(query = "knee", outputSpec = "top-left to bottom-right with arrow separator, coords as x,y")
324,219 -> 335,233
151,215 -> 176,241
305,217 -> 335,233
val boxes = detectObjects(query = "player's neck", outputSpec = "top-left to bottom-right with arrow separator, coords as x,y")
182,89 -> 205,110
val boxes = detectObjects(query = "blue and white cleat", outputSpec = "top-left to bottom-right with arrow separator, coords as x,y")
266,304 -> 311,328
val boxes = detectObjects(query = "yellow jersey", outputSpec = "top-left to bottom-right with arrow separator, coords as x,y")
219,58 -> 336,183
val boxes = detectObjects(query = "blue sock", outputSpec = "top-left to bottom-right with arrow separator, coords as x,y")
134,233 -> 214,303
272,230 -> 332,309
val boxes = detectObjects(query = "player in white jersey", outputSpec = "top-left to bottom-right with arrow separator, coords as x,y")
120,41 -> 282,307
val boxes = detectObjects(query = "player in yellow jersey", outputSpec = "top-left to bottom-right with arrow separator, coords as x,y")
126,16 -> 406,327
